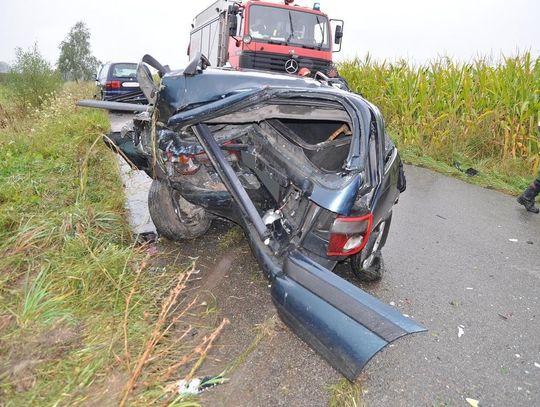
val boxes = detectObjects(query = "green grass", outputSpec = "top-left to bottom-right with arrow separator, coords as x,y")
339,52 -> 540,194
0,82 -> 135,405
218,225 -> 245,250
0,83 -> 210,406
0,82 -> 9,99
327,378 -> 363,407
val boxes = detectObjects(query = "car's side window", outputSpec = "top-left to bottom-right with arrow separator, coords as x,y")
99,64 -> 109,81
96,65 -> 104,81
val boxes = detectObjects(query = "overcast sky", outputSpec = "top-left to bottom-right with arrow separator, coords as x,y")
1,0 -> 539,69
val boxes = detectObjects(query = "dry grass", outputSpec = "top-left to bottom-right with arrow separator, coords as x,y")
327,378 -> 364,407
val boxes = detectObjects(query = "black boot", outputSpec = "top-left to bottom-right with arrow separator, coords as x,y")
517,184 -> 539,213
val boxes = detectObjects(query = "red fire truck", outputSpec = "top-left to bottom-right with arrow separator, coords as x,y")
189,0 -> 344,76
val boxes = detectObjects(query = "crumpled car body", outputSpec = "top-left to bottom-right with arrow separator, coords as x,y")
79,54 -> 424,381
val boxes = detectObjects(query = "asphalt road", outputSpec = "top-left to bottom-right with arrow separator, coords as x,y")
109,113 -> 539,406
362,165 -> 540,406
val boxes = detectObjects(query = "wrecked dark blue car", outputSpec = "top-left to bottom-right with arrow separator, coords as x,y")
79,54 -> 424,381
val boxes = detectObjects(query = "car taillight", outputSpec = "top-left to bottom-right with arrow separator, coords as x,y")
327,213 -> 373,256
105,80 -> 121,89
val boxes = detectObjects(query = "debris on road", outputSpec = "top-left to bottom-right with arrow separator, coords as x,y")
465,168 -> 479,177
453,161 -> 479,177
135,231 -> 158,244
177,374 -> 229,396
466,397 -> 479,407
177,378 -> 202,396
458,325 -> 465,338
509,238 -> 519,242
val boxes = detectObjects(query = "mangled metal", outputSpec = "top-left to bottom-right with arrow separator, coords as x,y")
78,53 -> 425,381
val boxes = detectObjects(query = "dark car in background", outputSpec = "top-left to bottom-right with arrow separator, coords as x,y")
95,62 -> 147,103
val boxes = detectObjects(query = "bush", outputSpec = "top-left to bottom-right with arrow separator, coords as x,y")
7,43 -> 62,108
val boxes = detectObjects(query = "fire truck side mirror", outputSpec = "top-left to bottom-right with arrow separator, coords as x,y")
228,17 -> 238,37
334,25 -> 343,44
330,19 -> 344,52
227,5 -> 241,36
228,4 -> 240,15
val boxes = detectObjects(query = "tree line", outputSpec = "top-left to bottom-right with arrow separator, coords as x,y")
6,21 -> 100,107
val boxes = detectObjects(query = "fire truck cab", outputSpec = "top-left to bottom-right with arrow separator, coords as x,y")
189,0 -> 343,77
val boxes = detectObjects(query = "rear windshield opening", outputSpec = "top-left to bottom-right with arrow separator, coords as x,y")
112,64 -> 137,78
203,101 -> 353,173
269,119 -> 352,173
277,119 -> 351,145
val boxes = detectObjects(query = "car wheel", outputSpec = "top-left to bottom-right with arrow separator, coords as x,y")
148,179 -> 211,241
350,213 -> 392,282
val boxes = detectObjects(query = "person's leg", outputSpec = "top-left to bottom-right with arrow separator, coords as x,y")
517,171 -> 540,213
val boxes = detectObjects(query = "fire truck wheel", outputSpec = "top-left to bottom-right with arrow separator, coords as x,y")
148,179 -> 211,241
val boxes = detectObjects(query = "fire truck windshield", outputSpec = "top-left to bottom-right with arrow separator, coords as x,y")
248,5 -> 330,50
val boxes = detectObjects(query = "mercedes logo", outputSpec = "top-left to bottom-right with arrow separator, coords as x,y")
284,59 -> 299,74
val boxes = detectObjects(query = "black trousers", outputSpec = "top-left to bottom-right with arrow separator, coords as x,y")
533,171 -> 540,191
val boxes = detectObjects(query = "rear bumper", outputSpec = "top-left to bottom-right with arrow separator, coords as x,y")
102,89 -> 147,103
243,219 -> 425,380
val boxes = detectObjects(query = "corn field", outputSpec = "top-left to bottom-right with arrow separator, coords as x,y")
340,53 -> 540,177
